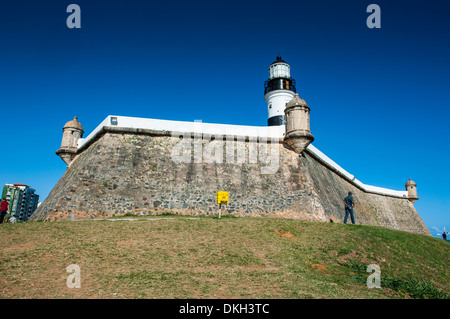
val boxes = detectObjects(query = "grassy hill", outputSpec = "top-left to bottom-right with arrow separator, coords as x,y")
0,215 -> 448,299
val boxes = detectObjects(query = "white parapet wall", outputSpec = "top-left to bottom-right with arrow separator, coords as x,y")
77,115 -> 408,199
305,144 -> 408,198
78,115 -> 286,146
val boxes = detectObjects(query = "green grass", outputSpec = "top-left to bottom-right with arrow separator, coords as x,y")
0,217 -> 448,299
108,212 -> 237,219
341,260 -> 448,299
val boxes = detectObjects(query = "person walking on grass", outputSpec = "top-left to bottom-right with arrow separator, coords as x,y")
343,191 -> 356,224
0,198 -> 9,224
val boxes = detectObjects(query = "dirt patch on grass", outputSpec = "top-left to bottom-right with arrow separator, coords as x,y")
311,264 -> 328,271
194,264 -> 270,272
2,242 -> 36,253
116,239 -> 144,248
275,230 -> 294,238
248,264 -> 265,269
337,250 -> 358,263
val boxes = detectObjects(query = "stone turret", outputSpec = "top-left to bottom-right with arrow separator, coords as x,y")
405,178 -> 419,203
56,117 -> 84,166
284,93 -> 314,154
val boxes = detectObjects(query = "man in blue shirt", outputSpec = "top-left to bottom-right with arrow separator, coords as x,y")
343,191 -> 356,224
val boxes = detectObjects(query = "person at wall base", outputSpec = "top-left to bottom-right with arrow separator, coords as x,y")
343,191 -> 356,224
0,198 -> 9,224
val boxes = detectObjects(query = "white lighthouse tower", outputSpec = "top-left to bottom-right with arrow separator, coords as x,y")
264,56 -> 297,126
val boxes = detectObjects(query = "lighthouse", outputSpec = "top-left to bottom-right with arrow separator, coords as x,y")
264,56 -> 297,126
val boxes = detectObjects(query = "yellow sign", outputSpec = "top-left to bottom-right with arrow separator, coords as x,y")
216,191 -> 229,204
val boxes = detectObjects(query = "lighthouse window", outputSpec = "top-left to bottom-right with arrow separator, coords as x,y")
269,104 -> 272,109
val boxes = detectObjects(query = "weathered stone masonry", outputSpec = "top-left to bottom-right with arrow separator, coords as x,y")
31,128 -> 430,236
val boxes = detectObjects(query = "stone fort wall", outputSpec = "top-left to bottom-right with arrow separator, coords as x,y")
30,128 -> 430,236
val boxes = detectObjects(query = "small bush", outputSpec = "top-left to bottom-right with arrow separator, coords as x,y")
159,212 -> 178,217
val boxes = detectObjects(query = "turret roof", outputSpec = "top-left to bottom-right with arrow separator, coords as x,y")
286,93 -> 308,108
64,117 -> 84,131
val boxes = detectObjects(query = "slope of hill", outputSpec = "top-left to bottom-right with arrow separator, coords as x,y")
0,216 -> 448,299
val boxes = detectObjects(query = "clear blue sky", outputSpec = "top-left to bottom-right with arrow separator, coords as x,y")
0,0 -> 448,236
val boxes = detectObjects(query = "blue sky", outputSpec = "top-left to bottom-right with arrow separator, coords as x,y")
0,0 -> 448,236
